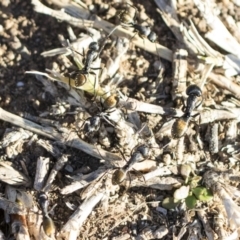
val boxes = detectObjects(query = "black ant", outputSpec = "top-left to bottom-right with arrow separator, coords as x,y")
131,24 -> 157,43
82,94 -> 120,136
112,144 -> 149,185
109,4 -> 158,45
38,192 -> 55,237
171,85 -> 202,139
69,41 -> 101,88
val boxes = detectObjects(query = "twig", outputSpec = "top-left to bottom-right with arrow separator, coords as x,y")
209,72 -> 240,100
0,162 -> 31,186
42,154 -> 69,192
197,210 -> 215,240
60,167 -> 106,195
120,98 -> 183,116
31,0 -> 172,61
208,122 -> 219,155
34,157 -> 50,191
58,191 -> 105,240
171,49 -> 188,100
5,186 -> 31,240
0,107 -> 121,161
193,0 -> 240,57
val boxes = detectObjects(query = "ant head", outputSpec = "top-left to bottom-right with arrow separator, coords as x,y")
148,31 -> 157,43
89,41 -> 99,51
137,145 -> 149,158
186,84 -> 202,97
38,192 -> 48,203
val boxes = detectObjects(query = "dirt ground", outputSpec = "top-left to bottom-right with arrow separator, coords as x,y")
1,0 -> 240,239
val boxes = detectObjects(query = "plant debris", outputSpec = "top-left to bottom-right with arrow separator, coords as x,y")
1,0 -> 240,239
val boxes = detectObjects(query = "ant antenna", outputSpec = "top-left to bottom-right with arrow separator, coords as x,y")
97,25 -> 120,58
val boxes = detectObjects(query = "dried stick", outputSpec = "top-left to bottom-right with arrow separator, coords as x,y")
0,107 -> 121,161
0,162 -> 31,186
204,170 -> 240,230
208,122 -> 219,155
31,0 -> 172,61
42,155 -> 69,192
58,191 -> 104,240
60,167 -> 106,195
5,186 -> 31,240
171,49 -> 188,100
209,72 -> 240,100
197,210 -> 215,240
193,0 -> 240,56
154,0 -> 188,50
34,157 -> 50,191
120,98 -> 183,117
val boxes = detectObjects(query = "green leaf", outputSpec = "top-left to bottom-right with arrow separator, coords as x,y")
192,187 -> 213,201
162,197 -> 181,210
185,195 -> 198,209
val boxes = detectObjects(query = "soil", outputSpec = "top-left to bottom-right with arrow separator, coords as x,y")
0,0 -> 240,239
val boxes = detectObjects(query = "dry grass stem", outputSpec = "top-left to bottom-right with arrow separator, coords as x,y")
0,107 -> 121,161
34,157 -> 50,192
31,0 -> 172,61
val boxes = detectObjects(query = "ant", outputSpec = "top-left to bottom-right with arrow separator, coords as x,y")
118,4 -> 158,43
171,84 -> 202,139
130,24 -> 157,43
69,41 -> 101,88
107,4 -> 158,46
112,144 -> 149,185
38,192 -> 55,237
82,94 -> 120,136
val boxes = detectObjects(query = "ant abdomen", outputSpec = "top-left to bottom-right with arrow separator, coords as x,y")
112,169 -> 126,185
42,215 -> 55,237
75,73 -> 87,87
171,117 -> 189,139
103,94 -> 119,110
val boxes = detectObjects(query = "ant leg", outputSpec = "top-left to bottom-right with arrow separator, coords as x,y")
97,25 -> 120,58
91,67 -> 102,70
181,97 -> 187,112
191,112 -> 200,118
68,75 -> 72,91
116,144 -> 128,164
195,97 -> 203,109
129,32 -> 138,42
132,167 -> 146,184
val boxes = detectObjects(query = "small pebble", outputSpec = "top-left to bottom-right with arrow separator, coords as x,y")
16,82 -> 24,87
156,206 -> 168,216
6,51 -> 15,61
65,164 -> 73,173
4,19 -> 14,30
